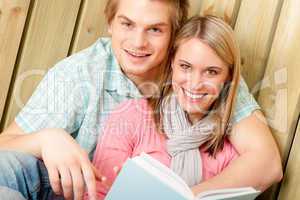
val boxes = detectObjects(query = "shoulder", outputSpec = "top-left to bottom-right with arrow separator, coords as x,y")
47,37 -> 114,81
232,76 -> 260,123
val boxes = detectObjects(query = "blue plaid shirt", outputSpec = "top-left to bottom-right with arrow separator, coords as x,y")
16,38 -> 260,157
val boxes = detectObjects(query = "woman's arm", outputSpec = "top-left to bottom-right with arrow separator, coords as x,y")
191,110 -> 283,194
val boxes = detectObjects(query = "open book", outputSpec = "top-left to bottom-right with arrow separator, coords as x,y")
105,153 -> 260,200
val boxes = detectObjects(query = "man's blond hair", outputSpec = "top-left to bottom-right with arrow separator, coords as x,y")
104,0 -> 189,40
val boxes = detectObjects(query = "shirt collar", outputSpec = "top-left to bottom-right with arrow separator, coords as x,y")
104,44 -> 142,98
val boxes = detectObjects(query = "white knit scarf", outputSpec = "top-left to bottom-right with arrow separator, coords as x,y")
161,94 -> 218,187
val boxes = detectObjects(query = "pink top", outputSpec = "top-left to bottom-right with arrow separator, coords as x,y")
86,99 -> 238,199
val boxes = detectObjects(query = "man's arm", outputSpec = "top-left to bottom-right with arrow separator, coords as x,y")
191,110 -> 283,194
0,122 -> 42,157
0,122 -> 99,200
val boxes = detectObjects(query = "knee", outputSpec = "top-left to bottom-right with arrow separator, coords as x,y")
0,151 -> 39,183
0,186 -> 26,200
0,151 -> 42,198
0,150 -> 38,170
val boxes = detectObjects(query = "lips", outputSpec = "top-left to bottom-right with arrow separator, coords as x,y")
124,49 -> 152,58
183,88 -> 207,100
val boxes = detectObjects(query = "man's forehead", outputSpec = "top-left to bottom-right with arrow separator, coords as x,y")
115,0 -> 172,25
116,15 -> 170,28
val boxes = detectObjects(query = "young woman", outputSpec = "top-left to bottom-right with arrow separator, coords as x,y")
86,15 -> 247,199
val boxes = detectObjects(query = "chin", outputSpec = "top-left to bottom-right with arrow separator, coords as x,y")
128,67 -> 152,76
186,106 -> 209,116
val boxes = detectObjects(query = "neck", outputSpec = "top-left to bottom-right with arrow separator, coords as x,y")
187,112 -> 205,125
125,68 -> 161,97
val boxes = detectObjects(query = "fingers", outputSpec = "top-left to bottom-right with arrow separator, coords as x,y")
113,166 -> 121,175
59,166 -> 73,200
48,166 -> 63,195
92,164 -> 113,189
70,166 -> 85,200
49,163 -> 90,200
92,165 -> 104,181
81,162 -> 97,200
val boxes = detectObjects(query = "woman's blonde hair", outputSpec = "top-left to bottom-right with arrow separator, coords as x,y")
150,15 -> 241,156
104,0 -> 189,43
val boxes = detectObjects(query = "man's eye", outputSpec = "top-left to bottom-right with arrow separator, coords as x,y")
121,22 -> 132,28
149,27 -> 162,33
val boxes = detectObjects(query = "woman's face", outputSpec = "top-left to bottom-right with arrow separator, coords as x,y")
172,38 -> 230,124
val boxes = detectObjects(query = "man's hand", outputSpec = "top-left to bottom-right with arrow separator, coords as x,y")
39,128 -> 99,200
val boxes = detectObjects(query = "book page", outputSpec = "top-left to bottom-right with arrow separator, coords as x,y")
195,187 -> 259,200
133,153 -> 194,199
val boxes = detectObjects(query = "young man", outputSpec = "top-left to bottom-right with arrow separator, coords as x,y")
0,0 -> 282,200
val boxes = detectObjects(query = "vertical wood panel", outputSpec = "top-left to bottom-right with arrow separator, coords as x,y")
188,0 -> 202,17
71,0 -> 108,53
257,0 -> 300,198
3,0 -> 82,128
234,0 -> 283,93
278,100 -> 300,199
0,0 -> 30,122
257,0 -> 300,160
199,0 -> 241,26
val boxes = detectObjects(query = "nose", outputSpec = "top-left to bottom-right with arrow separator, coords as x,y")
132,29 -> 148,48
189,72 -> 204,90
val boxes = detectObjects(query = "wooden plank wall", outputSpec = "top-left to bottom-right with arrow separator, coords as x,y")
2,0 -> 81,127
278,98 -> 300,199
199,0 -> 241,26
71,0 -> 108,53
257,0 -> 300,199
0,0 -> 299,199
0,0 -> 30,125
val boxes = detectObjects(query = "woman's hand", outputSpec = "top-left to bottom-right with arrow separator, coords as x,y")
39,128 -> 101,200
190,111 -> 282,196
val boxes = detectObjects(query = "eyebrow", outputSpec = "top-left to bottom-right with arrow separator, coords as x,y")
205,66 -> 223,70
178,59 -> 192,66
117,15 -> 134,24
117,15 -> 169,27
178,59 -> 223,69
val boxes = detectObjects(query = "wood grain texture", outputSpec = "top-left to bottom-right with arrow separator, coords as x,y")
234,0 -> 282,93
71,0 -> 108,53
257,0 -> 300,159
278,98 -> 300,200
3,0 -> 81,128
278,120 -> 300,199
256,0 -> 300,199
0,0 -> 30,122
199,0 -> 241,26
188,0 -> 202,17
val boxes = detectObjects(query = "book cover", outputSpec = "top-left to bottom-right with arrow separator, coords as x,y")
105,153 -> 260,200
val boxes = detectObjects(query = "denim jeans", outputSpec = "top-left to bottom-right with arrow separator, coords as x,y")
0,151 -> 64,200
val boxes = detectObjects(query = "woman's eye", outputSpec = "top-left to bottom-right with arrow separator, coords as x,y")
206,69 -> 218,75
179,64 -> 191,70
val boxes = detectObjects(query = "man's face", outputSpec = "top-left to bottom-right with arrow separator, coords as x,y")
109,0 -> 172,82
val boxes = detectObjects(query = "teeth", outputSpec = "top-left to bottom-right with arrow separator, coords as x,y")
127,50 -> 150,57
184,89 -> 204,99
